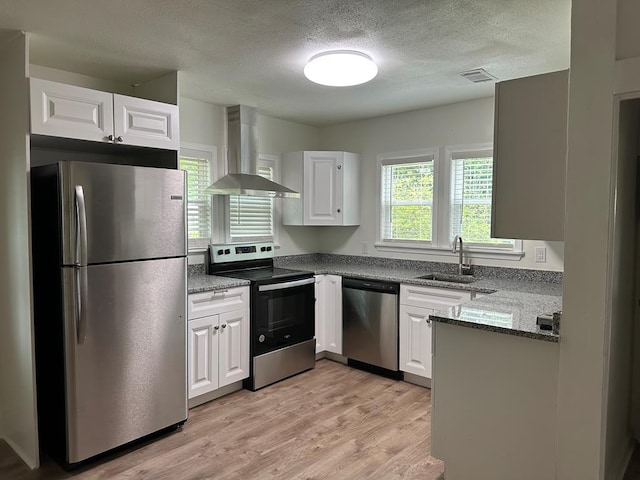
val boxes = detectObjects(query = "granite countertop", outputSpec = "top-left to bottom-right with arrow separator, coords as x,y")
275,257 -> 562,343
429,290 -> 561,343
187,274 -> 250,294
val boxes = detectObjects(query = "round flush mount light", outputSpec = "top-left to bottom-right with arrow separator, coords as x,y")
304,50 -> 378,87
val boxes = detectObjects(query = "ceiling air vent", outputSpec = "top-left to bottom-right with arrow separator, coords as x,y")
460,68 -> 497,83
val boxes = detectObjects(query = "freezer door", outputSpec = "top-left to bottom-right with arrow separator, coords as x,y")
62,257 -> 187,463
60,161 -> 186,265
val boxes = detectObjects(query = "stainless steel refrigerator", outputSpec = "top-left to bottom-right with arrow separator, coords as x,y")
31,161 -> 188,465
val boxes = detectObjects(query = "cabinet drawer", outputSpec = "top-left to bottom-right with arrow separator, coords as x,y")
188,287 -> 248,320
400,284 -> 472,311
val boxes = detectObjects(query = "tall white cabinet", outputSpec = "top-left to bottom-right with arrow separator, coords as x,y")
492,69 -> 568,241
314,274 -> 342,355
399,284 -> 472,379
282,151 -> 360,226
187,287 -> 250,406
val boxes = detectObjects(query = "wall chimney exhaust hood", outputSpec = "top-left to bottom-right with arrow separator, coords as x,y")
205,105 -> 300,198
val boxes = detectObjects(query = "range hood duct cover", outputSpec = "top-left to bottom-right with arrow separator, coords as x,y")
205,105 -> 300,198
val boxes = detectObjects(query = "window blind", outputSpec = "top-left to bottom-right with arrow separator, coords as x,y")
380,159 -> 434,242
450,156 -> 513,246
229,163 -> 274,241
179,155 -> 212,240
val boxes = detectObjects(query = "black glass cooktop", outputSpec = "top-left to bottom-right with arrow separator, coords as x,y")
217,267 -> 312,283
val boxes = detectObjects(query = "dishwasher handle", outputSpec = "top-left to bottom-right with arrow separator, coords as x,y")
342,277 -> 399,294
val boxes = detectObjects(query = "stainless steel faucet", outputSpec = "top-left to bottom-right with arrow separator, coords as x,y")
452,235 -> 471,275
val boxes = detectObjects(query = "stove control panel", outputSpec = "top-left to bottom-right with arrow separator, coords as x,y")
209,242 -> 274,264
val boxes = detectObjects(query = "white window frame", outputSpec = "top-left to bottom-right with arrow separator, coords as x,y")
376,147 -> 440,248
375,143 -> 523,260
442,144 -> 522,256
224,153 -> 280,245
180,142 -> 217,252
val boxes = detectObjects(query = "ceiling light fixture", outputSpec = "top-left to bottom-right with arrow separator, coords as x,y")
304,50 -> 378,87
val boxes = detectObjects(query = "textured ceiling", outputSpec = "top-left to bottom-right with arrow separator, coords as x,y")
0,0 -> 571,126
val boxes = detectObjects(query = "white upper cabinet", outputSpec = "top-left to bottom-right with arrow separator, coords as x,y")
491,69 -> 568,241
113,94 -> 178,150
282,151 -> 360,226
30,78 -> 114,142
30,78 -> 179,151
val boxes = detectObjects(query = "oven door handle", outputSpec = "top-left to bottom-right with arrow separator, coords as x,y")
258,277 -> 315,292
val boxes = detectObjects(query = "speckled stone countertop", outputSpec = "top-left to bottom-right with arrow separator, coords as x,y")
430,290 -> 561,343
187,274 -> 250,294
274,254 -> 562,343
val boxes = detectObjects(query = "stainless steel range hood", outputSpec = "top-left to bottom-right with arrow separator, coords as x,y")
205,105 -> 300,198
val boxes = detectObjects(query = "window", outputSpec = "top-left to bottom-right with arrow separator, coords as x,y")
377,145 -> 521,258
380,150 -> 437,243
179,143 -> 216,249
449,152 -> 514,248
227,155 -> 278,243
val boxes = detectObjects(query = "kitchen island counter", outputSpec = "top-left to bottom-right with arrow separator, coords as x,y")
276,255 -> 561,342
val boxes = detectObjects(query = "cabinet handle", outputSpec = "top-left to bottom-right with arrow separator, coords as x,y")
337,208 -> 341,213
107,134 -> 114,141
426,319 -> 431,324
116,136 -> 124,143
337,165 -> 342,170
221,324 -> 227,329
214,325 -> 220,331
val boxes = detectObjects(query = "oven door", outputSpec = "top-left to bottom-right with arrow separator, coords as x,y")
252,277 -> 315,356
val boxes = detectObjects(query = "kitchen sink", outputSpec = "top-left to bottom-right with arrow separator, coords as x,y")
416,273 -> 477,284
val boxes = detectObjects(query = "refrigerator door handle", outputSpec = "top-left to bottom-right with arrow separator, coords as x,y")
76,265 -> 88,344
75,185 -> 88,267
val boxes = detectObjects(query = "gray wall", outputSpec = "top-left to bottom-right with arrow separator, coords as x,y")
0,31 -> 39,469
318,98 -> 564,270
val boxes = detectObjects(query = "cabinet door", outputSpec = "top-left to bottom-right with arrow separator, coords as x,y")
400,284 -> 472,311
113,94 -> 179,150
492,70 -> 568,241
218,309 -> 249,388
324,275 -> 342,354
314,275 -> 326,353
30,78 -> 114,142
399,305 -> 434,378
303,152 -> 343,225
188,315 -> 219,399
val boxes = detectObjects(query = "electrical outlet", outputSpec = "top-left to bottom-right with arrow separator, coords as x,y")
535,247 -> 547,263
361,241 -> 369,255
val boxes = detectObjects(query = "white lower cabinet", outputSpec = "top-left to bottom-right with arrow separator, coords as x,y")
187,287 -> 249,400
314,274 -> 342,355
188,315 -> 220,398
399,284 -> 472,380
399,304 -> 435,378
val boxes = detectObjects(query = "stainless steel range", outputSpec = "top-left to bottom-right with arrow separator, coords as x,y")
209,242 -> 316,390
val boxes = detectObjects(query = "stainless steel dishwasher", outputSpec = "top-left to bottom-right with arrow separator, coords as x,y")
342,278 -> 400,372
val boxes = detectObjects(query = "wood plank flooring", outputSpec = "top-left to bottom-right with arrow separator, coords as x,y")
1,359 -> 444,479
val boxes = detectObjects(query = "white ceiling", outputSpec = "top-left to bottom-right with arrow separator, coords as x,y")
0,0 -> 571,126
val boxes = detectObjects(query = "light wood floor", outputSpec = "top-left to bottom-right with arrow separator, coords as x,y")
1,359 -> 444,479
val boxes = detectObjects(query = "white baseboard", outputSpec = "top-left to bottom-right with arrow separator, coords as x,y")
188,381 -> 243,409
4,436 -> 38,470
403,371 -> 431,388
